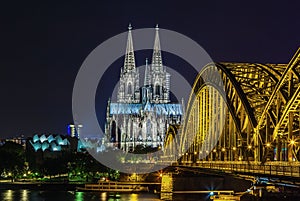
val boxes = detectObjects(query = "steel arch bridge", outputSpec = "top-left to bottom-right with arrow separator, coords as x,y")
164,48 -> 300,169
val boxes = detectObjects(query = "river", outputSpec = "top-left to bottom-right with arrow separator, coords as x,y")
0,189 -> 214,201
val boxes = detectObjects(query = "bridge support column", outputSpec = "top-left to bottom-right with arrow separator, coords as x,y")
288,112 -> 294,161
160,173 -> 173,200
254,132 -> 260,162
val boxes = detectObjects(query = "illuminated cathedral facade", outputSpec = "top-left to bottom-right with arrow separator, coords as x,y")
105,25 -> 183,152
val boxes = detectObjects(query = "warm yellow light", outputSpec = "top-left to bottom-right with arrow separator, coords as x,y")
221,148 -> 226,152
266,143 -> 271,147
290,140 -> 295,145
238,156 -> 242,161
8,172 -> 12,176
248,145 -> 252,149
213,149 -> 217,152
194,152 -> 197,155
232,147 -> 236,151
159,173 -> 163,177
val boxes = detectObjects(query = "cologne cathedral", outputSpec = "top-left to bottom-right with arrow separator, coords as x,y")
105,25 -> 184,152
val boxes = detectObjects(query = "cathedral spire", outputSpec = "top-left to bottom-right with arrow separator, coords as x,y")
144,58 -> 151,86
152,24 -> 163,71
123,23 -> 136,72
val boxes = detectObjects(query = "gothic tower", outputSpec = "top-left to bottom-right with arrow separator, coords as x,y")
151,25 -> 170,103
117,24 -> 140,103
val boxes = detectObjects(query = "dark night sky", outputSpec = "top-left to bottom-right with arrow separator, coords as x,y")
0,1 -> 299,138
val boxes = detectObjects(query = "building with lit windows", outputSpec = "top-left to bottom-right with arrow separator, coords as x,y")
67,124 -> 83,138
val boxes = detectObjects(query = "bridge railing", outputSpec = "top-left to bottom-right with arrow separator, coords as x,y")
176,161 -> 300,178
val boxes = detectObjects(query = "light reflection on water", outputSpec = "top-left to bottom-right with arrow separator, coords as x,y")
0,190 -> 162,201
21,190 -> 28,201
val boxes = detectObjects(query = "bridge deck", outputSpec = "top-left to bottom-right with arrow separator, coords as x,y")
173,161 -> 300,178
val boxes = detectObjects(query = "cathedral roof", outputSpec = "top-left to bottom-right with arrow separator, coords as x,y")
109,102 -> 183,115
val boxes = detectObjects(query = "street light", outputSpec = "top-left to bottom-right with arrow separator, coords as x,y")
290,140 -> 295,145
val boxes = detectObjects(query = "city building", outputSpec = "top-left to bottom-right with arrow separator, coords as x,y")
67,124 -> 83,138
1,135 -> 27,149
104,25 -> 184,152
28,134 -> 74,152
27,133 -> 100,154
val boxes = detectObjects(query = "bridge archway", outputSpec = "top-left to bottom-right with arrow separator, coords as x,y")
166,48 -> 300,163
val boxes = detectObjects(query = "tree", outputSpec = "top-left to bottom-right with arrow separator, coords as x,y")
0,142 -> 25,181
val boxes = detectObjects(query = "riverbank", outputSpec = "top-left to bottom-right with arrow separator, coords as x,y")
0,181 -> 85,191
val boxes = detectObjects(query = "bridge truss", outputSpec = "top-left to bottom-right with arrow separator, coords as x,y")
164,48 -> 300,164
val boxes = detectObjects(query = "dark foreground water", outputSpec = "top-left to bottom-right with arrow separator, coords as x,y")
0,190 -> 163,201
1,189 -> 286,201
0,189 -> 217,201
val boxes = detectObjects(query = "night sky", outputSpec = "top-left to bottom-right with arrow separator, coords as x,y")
0,1 -> 299,138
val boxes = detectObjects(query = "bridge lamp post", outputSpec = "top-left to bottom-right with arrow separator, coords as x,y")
288,138 -> 298,161
212,149 -> 217,161
194,152 -> 197,163
289,140 -> 295,146
232,147 -> 237,161
185,152 -> 189,162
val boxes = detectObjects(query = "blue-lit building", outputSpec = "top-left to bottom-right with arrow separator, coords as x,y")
28,134 -> 100,154
105,25 -> 184,152
28,134 -> 74,152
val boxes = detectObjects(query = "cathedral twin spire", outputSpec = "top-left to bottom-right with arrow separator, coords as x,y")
119,24 -> 169,104
123,24 -> 136,72
152,25 -> 163,72
123,24 -> 163,73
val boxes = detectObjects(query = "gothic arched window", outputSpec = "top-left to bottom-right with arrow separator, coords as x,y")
146,119 -> 152,139
111,121 -> 116,142
127,82 -> 132,95
155,83 -> 160,96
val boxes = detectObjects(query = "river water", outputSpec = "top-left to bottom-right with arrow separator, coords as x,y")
0,189 -> 212,201
0,190 -> 160,201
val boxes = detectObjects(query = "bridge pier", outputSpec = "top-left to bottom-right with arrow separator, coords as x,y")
160,171 -> 252,200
